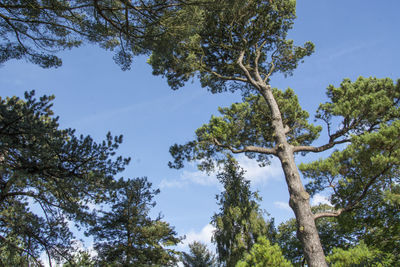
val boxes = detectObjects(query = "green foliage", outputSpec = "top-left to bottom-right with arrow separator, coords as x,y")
236,236 -> 292,267
1,0 -> 95,67
169,90 -> 321,171
149,0 -> 314,92
211,158 -> 275,266
277,197 -> 400,266
0,91 -> 129,264
301,77 -> 400,212
0,0 -> 181,69
296,76 -> 400,264
63,250 -> 95,267
276,205 -> 356,265
181,241 -> 217,267
334,186 -> 400,265
326,241 -> 394,267
87,177 -> 181,266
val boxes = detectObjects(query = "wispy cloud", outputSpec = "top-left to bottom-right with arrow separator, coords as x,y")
321,40 -> 380,63
159,167 -> 218,189
68,89 -> 205,127
274,201 -> 291,212
160,155 -> 284,189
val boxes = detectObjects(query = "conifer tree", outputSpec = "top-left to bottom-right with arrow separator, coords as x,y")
0,91 -> 130,264
212,158 -> 275,267
87,177 -> 181,266
181,241 -> 217,267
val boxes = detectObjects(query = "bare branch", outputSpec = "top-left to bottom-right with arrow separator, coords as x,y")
237,50 -> 258,86
202,66 -> 247,82
314,209 -> 344,220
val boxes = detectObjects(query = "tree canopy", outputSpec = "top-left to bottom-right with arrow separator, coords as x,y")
0,0 -> 184,69
0,91 -> 129,265
149,0 -> 314,92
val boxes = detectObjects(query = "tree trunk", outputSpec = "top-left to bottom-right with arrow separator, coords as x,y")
258,84 -> 327,267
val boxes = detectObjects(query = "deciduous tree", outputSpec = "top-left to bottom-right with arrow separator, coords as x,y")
326,241 -> 393,267
236,236 -> 292,267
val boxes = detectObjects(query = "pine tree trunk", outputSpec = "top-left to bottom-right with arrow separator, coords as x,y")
258,84 -> 328,267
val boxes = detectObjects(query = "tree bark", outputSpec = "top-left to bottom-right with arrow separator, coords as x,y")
258,83 -> 328,267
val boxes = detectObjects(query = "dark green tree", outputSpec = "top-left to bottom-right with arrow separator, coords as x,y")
87,177 -> 181,267
212,157 -> 275,267
0,91 -> 130,265
181,241 -> 217,267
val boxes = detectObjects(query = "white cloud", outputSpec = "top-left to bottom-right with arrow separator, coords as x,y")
179,224 -> 215,249
311,193 -> 332,206
159,156 -> 284,189
238,155 -> 283,184
274,201 -> 292,212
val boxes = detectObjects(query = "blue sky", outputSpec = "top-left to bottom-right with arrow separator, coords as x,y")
1,0 -> 399,255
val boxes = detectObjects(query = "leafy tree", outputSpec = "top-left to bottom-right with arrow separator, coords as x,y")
212,158 -> 275,267
326,241 -> 394,267
330,185 -> 400,265
236,236 -> 292,267
87,177 -> 181,266
181,241 -> 217,267
276,205 -> 356,266
0,91 -> 129,264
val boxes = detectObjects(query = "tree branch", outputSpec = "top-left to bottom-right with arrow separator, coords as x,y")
237,50 -> 258,86
314,165 -> 391,220
213,138 -> 276,155
202,66 -> 247,82
293,139 -> 350,153
0,234 -> 43,266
